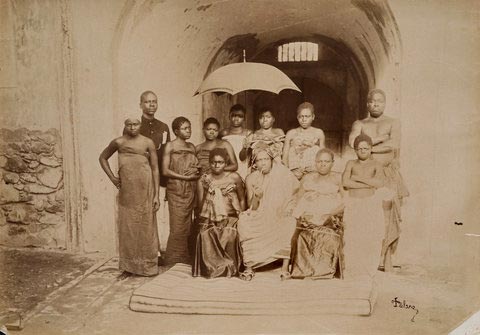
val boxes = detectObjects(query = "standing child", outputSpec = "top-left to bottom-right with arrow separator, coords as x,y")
162,117 -> 201,265
219,104 -> 252,180
99,116 -> 160,276
342,134 -> 398,277
196,117 -> 238,175
282,102 -> 325,180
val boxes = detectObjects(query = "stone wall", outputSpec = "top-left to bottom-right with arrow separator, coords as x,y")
0,128 -> 65,248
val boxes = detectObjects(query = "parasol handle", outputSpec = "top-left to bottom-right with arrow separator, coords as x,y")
243,49 -> 246,63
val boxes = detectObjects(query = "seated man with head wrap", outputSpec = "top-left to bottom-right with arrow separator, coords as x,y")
237,143 -> 300,281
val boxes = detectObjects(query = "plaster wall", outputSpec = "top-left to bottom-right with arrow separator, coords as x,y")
0,0 -> 63,129
68,0 -> 127,253
390,0 -> 479,279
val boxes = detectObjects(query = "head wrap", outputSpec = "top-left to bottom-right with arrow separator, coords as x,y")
251,141 -> 274,164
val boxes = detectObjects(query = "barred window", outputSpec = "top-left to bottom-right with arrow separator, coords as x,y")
277,42 -> 319,62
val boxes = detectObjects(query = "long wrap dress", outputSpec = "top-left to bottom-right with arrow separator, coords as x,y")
117,145 -> 159,276
165,149 -> 198,265
196,148 -> 211,176
343,187 -> 398,277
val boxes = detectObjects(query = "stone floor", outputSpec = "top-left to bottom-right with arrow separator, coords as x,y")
0,247 -> 99,323
1,252 -> 477,335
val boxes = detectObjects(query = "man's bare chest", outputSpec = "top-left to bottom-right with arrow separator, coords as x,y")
362,120 -> 392,136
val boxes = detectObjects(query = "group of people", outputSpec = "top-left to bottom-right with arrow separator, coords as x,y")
99,88 -> 408,281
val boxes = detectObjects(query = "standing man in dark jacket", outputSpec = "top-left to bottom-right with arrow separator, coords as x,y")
138,90 -> 171,187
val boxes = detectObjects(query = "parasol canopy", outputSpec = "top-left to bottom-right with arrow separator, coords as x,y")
194,62 -> 301,96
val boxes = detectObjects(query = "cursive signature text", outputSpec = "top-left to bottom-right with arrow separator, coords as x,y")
391,297 -> 419,322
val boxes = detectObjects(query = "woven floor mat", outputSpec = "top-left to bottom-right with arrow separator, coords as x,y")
129,264 -> 377,316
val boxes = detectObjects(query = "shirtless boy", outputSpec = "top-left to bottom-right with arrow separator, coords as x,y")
342,134 -> 397,275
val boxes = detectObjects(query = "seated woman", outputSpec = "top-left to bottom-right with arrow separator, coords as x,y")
196,117 -> 238,175
240,107 -> 285,169
237,144 -> 300,281
290,149 -> 345,279
193,148 -> 246,278
282,102 -> 325,180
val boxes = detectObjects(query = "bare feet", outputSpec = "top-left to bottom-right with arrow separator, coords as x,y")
117,271 -> 132,280
240,268 -> 255,281
280,271 -> 291,281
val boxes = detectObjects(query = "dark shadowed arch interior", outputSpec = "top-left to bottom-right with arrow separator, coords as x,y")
251,78 -> 344,153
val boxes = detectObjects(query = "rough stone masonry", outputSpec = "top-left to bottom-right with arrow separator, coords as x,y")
0,128 -> 65,248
